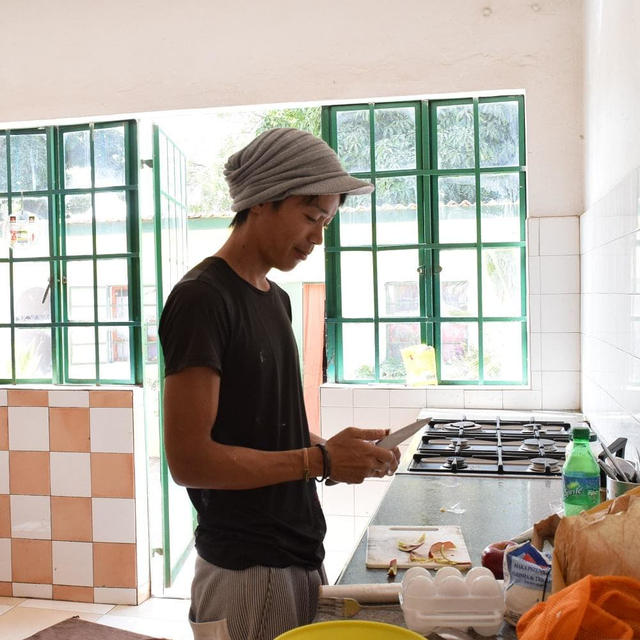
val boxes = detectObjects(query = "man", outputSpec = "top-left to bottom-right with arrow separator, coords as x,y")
159,128 -> 399,640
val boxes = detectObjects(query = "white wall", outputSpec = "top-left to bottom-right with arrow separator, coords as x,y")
2,0 -> 583,218
1,1 -> 586,408
581,0 -> 640,453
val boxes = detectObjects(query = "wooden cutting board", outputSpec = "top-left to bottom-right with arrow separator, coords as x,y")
366,525 -> 472,570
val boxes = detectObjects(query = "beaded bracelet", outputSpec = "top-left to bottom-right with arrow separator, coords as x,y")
314,442 -> 331,482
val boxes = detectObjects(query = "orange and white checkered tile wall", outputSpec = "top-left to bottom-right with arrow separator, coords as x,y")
0,388 -> 149,606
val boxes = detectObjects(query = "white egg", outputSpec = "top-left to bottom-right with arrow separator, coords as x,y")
405,574 -> 437,599
469,574 -> 502,597
402,566 -> 431,590
437,575 -> 469,598
434,566 -> 462,582
465,566 -> 495,584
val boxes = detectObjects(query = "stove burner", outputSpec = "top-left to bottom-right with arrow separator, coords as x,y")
520,438 -> 557,452
521,422 -> 543,433
448,438 -> 470,450
442,456 -> 468,470
529,457 -> 562,473
448,421 -> 481,431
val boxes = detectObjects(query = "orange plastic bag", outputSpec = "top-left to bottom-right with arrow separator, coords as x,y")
516,575 -> 640,640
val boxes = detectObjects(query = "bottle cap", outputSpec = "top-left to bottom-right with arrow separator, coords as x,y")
571,426 -> 591,440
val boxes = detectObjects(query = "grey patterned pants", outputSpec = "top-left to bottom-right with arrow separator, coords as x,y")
189,554 -> 326,640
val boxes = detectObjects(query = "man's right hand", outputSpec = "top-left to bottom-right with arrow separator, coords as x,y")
324,427 -> 396,484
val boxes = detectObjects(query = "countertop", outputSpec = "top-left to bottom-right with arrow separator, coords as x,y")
337,474 -> 560,584
331,474 -> 560,639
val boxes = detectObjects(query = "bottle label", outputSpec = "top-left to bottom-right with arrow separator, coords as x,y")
563,474 -> 600,502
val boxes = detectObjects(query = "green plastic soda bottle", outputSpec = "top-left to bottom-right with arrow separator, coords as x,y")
562,426 -> 601,516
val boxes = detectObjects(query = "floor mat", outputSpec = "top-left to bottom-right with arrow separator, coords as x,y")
23,616 -> 169,640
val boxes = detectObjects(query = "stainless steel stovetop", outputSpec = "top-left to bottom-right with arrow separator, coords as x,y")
399,414 -> 577,478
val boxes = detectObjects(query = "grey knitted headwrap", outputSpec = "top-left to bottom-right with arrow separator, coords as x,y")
223,127 -> 374,212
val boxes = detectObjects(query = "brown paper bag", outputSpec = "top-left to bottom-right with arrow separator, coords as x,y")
552,486 -> 640,593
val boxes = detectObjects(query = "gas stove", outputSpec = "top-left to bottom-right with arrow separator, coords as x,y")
400,415 -> 576,478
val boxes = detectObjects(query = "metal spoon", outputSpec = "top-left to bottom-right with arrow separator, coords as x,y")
601,440 -> 633,482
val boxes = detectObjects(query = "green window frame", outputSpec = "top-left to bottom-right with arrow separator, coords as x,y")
323,96 -> 527,385
0,120 -> 141,384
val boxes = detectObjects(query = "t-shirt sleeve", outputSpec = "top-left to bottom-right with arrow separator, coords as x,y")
158,279 -> 229,376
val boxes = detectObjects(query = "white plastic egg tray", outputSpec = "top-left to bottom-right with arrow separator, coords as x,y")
400,566 -> 506,637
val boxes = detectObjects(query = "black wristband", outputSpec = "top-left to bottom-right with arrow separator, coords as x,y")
314,443 -> 331,482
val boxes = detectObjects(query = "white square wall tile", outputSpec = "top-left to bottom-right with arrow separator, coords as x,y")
0,389 -> 6,405
354,479 -> 390,518
540,294 -> 580,333
527,218 -> 540,257
94,588 -> 137,605
426,389 -> 464,408
12,583 -> 53,599
90,408 -> 133,453
52,541 -> 93,586
320,407 -> 353,439
0,451 -> 8,494
353,388 -> 389,408
540,333 -> 581,371
527,257 -> 540,295
50,452 -> 91,497
10,495 -> 51,539
353,407 -> 389,429
539,216 -> 580,255
502,389 -> 543,411
321,481 -> 354,517
529,332 -> 542,372
541,372 -> 580,410
320,387 -> 353,407
539,255 -> 580,294
464,390 -> 503,409
8,407 -> 49,450
48,390 -> 89,408
0,538 -> 11,581
92,498 -> 136,543
389,389 -> 427,408
389,407 -> 422,429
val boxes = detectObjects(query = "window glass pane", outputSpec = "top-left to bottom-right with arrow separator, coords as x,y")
94,126 -> 125,187
440,322 -> 478,380
0,136 -> 7,192
482,248 -> 521,316
341,251 -> 373,317
15,328 -> 52,379
97,259 -> 129,322
10,197 -> 49,259
438,175 -> 476,243
379,322 -> 420,381
67,260 -> 94,322
99,325 -> 130,380
439,249 -> 478,317
64,194 -> 93,255
67,326 -> 95,379
479,101 -> 519,168
0,197 -> 8,259
484,321 -> 522,381
0,263 -> 9,323
376,177 -> 418,245
95,191 -> 127,254
480,173 -> 520,242
0,327 -> 11,378
13,261 -> 51,323
436,104 -> 474,170
377,250 -> 420,317
339,193 -> 371,247
11,133 -> 48,192
64,130 -> 91,189
342,322 -> 374,380
374,107 -> 416,171
336,110 -> 371,173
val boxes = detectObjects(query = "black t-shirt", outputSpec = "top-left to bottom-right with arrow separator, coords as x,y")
158,256 -> 326,570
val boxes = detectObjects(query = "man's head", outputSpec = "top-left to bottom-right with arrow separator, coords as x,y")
223,128 -> 373,227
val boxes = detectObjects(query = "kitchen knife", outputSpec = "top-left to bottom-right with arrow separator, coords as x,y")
325,418 -> 430,486
375,417 -> 431,450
